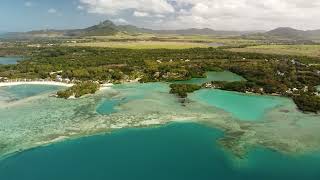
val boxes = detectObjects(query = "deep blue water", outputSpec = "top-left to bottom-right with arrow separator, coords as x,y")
1,123 -> 320,180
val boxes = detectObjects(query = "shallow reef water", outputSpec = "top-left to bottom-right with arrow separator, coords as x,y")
190,89 -> 286,121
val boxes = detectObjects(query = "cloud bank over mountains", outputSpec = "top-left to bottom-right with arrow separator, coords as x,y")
79,0 -> 320,30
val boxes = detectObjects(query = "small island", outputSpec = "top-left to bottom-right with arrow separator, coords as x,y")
170,84 -> 201,98
57,81 -> 100,99
293,94 -> 320,113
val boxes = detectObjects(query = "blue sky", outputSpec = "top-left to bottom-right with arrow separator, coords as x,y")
0,0 -> 107,32
1,0 -> 320,32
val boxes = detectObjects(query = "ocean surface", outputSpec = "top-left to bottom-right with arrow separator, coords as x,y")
0,57 -> 23,65
1,123 -> 320,180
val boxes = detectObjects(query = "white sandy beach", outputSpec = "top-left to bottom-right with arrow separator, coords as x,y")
99,83 -> 114,90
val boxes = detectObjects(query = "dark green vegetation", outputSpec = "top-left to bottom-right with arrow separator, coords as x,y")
0,46 -> 319,112
293,94 -> 320,113
170,84 -> 201,98
57,81 -> 99,99
208,81 -> 259,93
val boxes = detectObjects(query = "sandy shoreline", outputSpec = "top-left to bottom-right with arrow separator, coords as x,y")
0,81 -> 74,87
99,83 -> 114,90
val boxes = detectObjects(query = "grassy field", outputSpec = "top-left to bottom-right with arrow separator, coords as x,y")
65,35 -> 259,49
76,33 -> 259,46
169,35 -> 258,45
65,41 -> 209,49
230,45 -> 320,58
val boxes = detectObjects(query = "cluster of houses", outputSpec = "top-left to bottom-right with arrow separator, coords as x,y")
0,77 -> 8,82
276,71 -> 285,76
156,59 -> 191,64
203,80 -> 320,97
285,87 -> 301,94
0,77 -> 68,83
0,70 -> 73,84
27,43 -> 56,48
66,40 -> 77,44
290,59 -> 309,67
49,70 -> 72,83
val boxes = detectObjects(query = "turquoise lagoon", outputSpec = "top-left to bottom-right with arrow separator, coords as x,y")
174,71 -> 246,85
0,57 -> 23,65
173,70 -> 285,121
99,79 -> 285,121
190,89 -> 285,121
1,123 -> 320,180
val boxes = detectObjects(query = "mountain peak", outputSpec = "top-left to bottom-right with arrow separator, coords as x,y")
268,27 -> 302,33
265,27 -> 304,39
272,27 -> 298,30
98,20 -> 116,27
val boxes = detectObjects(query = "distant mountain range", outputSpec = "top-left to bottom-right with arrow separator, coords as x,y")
5,20 -> 256,37
2,20 -> 320,41
245,27 -> 320,41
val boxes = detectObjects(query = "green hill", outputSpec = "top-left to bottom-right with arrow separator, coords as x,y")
245,27 -> 320,41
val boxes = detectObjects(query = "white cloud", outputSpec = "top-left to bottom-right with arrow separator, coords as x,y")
154,14 -> 165,18
112,18 -> 128,24
48,8 -> 57,14
133,11 -> 150,17
77,5 -> 84,10
79,0 -> 174,15
79,0 -> 320,30
174,0 -> 320,30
